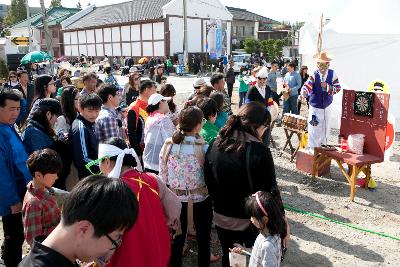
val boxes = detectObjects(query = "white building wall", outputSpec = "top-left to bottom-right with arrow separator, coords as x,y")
63,21 -> 165,57
169,16 -> 183,55
187,18 -> 202,53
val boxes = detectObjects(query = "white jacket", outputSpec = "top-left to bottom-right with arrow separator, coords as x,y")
143,112 -> 175,171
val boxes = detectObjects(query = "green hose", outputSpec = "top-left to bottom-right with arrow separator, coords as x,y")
284,204 -> 400,242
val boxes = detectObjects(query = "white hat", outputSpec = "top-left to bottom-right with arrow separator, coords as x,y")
193,78 -> 207,88
256,67 -> 269,78
148,93 -> 171,106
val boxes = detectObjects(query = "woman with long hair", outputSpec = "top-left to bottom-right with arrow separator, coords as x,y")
55,86 -> 79,139
160,83 -> 179,125
27,75 -> 57,121
204,102 -> 290,267
159,106 -> 213,267
123,72 -> 140,106
22,98 -> 62,155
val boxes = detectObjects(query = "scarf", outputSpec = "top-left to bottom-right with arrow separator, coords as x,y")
98,144 -> 143,179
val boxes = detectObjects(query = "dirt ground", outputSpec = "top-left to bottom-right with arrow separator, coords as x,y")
182,90 -> 400,267
1,87 -> 399,267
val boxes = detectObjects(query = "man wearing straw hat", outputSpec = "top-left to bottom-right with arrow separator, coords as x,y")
300,51 -> 341,151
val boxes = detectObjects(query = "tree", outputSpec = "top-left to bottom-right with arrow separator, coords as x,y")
243,38 -> 260,54
260,39 -> 286,60
76,0 -> 82,9
49,0 -> 62,8
4,0 -> 27,26
0,58 -> 9,80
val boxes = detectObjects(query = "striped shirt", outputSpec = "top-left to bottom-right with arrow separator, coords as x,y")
301,70 -> 341,97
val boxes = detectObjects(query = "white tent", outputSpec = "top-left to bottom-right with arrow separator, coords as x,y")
300,0 -> 400,131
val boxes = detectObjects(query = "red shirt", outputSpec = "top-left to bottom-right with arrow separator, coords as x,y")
22,182 -> 61,246
107,170 -> 171,267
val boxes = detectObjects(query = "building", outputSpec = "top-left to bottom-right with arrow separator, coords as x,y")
226,6 -> 289,47
9,7 -> 81,58
61,0 -> 232,59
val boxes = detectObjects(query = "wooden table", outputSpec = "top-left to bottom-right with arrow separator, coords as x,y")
312,147 -> 383,201
281,126 -> 306,162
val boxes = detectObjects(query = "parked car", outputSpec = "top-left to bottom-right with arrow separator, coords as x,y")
232,54 -> 251,73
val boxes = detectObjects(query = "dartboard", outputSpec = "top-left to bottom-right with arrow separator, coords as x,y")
354,92 -> 374,117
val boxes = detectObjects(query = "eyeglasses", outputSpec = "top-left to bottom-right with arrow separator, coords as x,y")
257,77 -> 267,80
48,82 -> 56,86
105,233 -> 122,250
9,76 -> 16,78
85,156 -> 107,175
317,62 -> 329,67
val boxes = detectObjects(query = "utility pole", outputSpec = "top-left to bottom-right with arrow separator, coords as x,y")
40,0 -> 54,74
182,0 -> 188,69
26,0 -> 32,52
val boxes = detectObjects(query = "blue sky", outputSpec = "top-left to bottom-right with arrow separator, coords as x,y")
5,0 -> 351,23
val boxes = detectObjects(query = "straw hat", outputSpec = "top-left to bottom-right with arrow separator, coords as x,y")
313,51 -> 333,63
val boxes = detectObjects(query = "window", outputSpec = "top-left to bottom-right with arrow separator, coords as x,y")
52,30 -> 58,38
251,27 -> 254,35
236,26 -> 240,36
242,26 -> 245,36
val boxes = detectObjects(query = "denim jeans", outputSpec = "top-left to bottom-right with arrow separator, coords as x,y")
283,95 -> 299,115
239,92 -> 247,107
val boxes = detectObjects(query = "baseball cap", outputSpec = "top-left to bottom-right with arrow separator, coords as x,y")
193,78 -> 207,88
38,98 -> 62,115
148,93 -> 171,106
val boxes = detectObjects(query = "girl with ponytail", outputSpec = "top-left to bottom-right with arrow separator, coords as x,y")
159,106 -> 213,266
204,102 -> 290,267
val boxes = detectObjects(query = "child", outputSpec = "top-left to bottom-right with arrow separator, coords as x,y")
197,97 -> 219,144
210,92 -> 228,129
231,191 -> 287,267
22,148 -> 63,247
70,93 -> 103,179
19,175 -> 138,266
159,106 -> 213,267
238,68 -> 250,107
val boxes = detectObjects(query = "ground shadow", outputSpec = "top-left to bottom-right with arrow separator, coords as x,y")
288,218 -> 385,263
279,183 -> 351,223
283,239 -> 333,267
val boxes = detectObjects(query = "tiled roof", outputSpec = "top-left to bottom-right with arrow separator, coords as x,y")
11,7 -> 81,29
64,0 -> 170,30
226,6 -> 279,24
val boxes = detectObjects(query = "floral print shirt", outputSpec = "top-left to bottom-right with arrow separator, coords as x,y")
159,136 -> 208,203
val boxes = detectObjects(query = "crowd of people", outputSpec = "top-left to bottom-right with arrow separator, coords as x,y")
0,54 -> 321,267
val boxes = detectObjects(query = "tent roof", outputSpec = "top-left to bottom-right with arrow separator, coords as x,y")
324,0 -> 400,34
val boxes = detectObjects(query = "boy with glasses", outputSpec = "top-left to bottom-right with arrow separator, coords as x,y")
19,175 -> 139,267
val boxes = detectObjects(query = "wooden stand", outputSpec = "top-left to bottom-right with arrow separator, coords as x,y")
282,126 -> 305,162
312,148 -> 379,201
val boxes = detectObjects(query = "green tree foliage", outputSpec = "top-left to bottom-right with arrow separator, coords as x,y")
244,38 -> 260,54
4,0 -> 27,26
50,0 -> 62,8
260,39 -> 286,60
0,58 -> 9,80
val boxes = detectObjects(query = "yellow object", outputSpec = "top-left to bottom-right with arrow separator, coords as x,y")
367,80 -> 389,93
368,177 -> 377,188
299,132 -> 308,149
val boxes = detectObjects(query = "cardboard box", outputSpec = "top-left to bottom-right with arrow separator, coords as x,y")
296,149 -> 330,176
